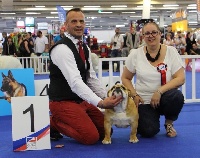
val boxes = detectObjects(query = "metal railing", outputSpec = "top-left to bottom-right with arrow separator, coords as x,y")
98,55 -> 200,103
17,55 -> 200,103
17,56 -> 50,74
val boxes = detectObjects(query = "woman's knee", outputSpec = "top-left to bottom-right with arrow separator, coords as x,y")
138,124 -> 160,138
161,89 -> 184,105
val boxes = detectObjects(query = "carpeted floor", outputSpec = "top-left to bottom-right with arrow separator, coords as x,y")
1,103 -> 200,158
1,72 -> 200,158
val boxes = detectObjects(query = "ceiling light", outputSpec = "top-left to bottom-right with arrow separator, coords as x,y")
163,5 -> 179,7
26,12 -> 41,14
116,25 -> 125,27
46,17 -> 55,18
189,10 -> 197,13
51,12 -> 58,14
189,24 -> 198,25
84,6 -> 100,8
0,13 -> 16,14
189,21 -> 197,23
98,11 -> 113,13
188,4 -> 197,7
122,12 -> 135,14
187,7 -> 197,9
35,6 -> 45,8
111,5 -> 127,8
150,11 -> 158,13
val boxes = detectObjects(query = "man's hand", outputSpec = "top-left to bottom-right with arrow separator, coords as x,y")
98,95 -> 123,109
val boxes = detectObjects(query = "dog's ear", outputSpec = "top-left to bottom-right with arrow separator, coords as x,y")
2,72 -> 6,78
8,70 -> 14,80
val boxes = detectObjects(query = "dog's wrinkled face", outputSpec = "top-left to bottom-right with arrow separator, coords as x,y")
112,87 -> 123,98
1,70 -> 15,92
108,84 -> 130,112
108,84 -> 129,98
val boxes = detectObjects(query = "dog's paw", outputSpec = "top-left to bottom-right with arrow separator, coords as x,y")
102,139 -> 112,144
129,137 -> 139,143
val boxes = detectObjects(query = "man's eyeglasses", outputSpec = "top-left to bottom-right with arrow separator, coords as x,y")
143,31 -> 159,37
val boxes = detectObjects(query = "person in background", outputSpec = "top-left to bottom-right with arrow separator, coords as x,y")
48,8 -> 122,145
163,33 -> 174,46
185,32 -> 195,55
196,35 -> 200,49
51,28 -> 65,46
34,30 -> 49,72
121,22 -> 185,138
174,31 -> 186,55
34,30 -> 49,56
2,32 -> 8,55
110,27 -> 124,72
15,34 -> 23,57
165,25 -> 174,40
126,24 -> 140,51
91,36 -> 98,50
121,32 -> 129,57
27,32 -> 35,54
19,33 -> 32,68
2,36 -> 16,56
190,43 -> 200,55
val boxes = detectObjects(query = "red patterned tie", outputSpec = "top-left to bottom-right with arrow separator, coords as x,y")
78,41 -> 85,63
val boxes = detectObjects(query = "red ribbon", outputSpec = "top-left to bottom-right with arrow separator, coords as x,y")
157,63 -> 167,85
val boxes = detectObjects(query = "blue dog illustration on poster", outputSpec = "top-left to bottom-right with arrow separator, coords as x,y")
0,70 -> 27,103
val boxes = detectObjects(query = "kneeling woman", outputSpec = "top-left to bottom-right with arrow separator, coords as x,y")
121,22 -> 185,138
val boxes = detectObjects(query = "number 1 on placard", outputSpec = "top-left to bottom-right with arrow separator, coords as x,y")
23,104 -> 35,132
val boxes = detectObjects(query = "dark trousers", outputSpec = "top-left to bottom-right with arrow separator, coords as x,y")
137,89 -> 184,138
111,49 -> 121,71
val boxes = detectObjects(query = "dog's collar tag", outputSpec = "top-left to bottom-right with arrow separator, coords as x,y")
157,63 -> 167,85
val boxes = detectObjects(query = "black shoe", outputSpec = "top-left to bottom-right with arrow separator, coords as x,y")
50,128 -> 63,141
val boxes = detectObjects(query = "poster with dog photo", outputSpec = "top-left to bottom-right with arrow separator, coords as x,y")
0,68 -> 35,116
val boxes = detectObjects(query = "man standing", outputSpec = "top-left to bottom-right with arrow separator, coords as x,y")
126,25 -> 140,51
110,27 -> 124,72
165,25 -> 174,39
34,30 -> 49,72
51,28 -> 65,45
48,8 -> 122,145
34,30 -> 48,56
121,32 -> 129,57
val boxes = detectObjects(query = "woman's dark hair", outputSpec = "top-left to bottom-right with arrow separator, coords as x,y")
186,32 -> 190,38
28,32 -> 32,36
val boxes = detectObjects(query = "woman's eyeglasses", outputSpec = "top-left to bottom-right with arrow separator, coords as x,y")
143,31 -> 159,37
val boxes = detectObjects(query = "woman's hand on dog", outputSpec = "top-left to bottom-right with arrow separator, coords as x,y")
98,95 -> 123,109
133,95 -> 144,108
